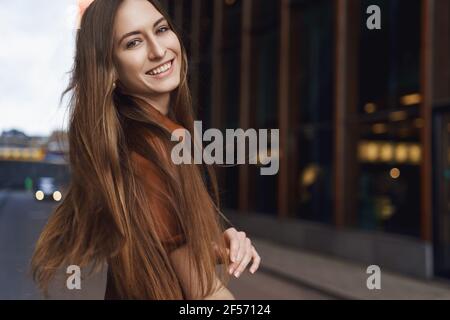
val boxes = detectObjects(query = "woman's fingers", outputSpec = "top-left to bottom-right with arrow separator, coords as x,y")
224,228 -> 240,263
228,231 -> 247,274
232,238 -> 253,278
226,230 -> 244,269
226,231 -> 246,275
222,228 -> 262,277
249,246 -> 261,274
234,231 -> 247,263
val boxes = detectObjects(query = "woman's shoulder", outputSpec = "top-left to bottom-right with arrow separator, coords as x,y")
128,141 -> 186,251
128,117 -> 186,170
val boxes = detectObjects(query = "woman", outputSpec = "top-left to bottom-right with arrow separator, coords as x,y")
31,0 -> 260,300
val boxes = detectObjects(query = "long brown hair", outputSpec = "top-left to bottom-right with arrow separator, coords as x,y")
31,0 -> 230,299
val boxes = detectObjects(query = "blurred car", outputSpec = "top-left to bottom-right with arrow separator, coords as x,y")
34,177 -> 63,202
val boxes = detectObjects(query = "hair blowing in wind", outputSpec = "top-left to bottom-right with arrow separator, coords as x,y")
31,0 -> 230,299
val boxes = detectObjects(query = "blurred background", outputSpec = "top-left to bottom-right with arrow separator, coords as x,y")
0,0 -> 449,299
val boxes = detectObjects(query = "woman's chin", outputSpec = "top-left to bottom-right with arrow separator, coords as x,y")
145,80 -> 180,94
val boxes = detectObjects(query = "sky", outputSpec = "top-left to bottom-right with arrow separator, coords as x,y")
0,0 -> 79,137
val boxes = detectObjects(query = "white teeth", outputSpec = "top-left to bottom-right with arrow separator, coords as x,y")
147,61 -> 172,76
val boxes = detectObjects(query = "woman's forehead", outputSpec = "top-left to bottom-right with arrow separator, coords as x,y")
114,0 -> 163,33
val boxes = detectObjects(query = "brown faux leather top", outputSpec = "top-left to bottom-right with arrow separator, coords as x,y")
104,105 -> 186,300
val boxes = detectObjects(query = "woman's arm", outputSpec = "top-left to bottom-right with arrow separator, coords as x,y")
169,244 -> 235,300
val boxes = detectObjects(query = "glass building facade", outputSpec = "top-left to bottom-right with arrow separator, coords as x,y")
162,0 -> 450,279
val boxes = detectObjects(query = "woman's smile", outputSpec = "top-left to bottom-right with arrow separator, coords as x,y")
145,58 -> 175,79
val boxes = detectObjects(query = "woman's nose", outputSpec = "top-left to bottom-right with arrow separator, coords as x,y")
147,39 -> 166,60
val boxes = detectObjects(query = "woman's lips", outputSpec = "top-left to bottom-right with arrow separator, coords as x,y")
145,58 -> 175,79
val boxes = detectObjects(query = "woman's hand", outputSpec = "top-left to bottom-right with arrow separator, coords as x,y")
223,227 -> 261,278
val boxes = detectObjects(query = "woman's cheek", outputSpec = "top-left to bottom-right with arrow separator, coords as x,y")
168,33 -> 182,53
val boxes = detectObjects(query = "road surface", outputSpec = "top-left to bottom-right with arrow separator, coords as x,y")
0,190 -> 333,300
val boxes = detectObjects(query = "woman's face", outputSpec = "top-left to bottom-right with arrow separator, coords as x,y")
112,0 -> 181,99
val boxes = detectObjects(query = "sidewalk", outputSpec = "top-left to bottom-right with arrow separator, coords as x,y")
0,189 -> 10,210
253,237 -> 450,300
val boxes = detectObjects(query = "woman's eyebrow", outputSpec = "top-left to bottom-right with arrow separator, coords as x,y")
118,17 -> 167,45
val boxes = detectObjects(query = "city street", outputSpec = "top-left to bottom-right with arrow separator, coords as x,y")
0,190 -> 333,300
1,0 -> 450,304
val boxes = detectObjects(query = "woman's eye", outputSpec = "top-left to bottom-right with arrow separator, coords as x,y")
157,26 -> 170,34
126,39 -> 141,49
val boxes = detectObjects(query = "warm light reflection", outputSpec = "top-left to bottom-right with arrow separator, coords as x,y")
409,145 -> 422,164
22,149 -> 31,159
372,123 -> 388,135
364,103 -> 377,114
0,148 -> 45,161
366,142 -> 379,162
13,149 -> 21,158
395,144 -> 409,163
389,111 -> 408,122
256,149 -> 279,167
380,143 -> 394,162
358,141 -> 421,165
401,93 -> 422,106
379,197 -> 395,220
301,164 -> 320,187
390,168 -> 400,179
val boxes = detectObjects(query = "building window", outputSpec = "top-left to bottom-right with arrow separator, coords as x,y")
246,0 -> 280,215
291,0 -> 335,224
220,0 -> 243,210
356,0 -> 422,237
